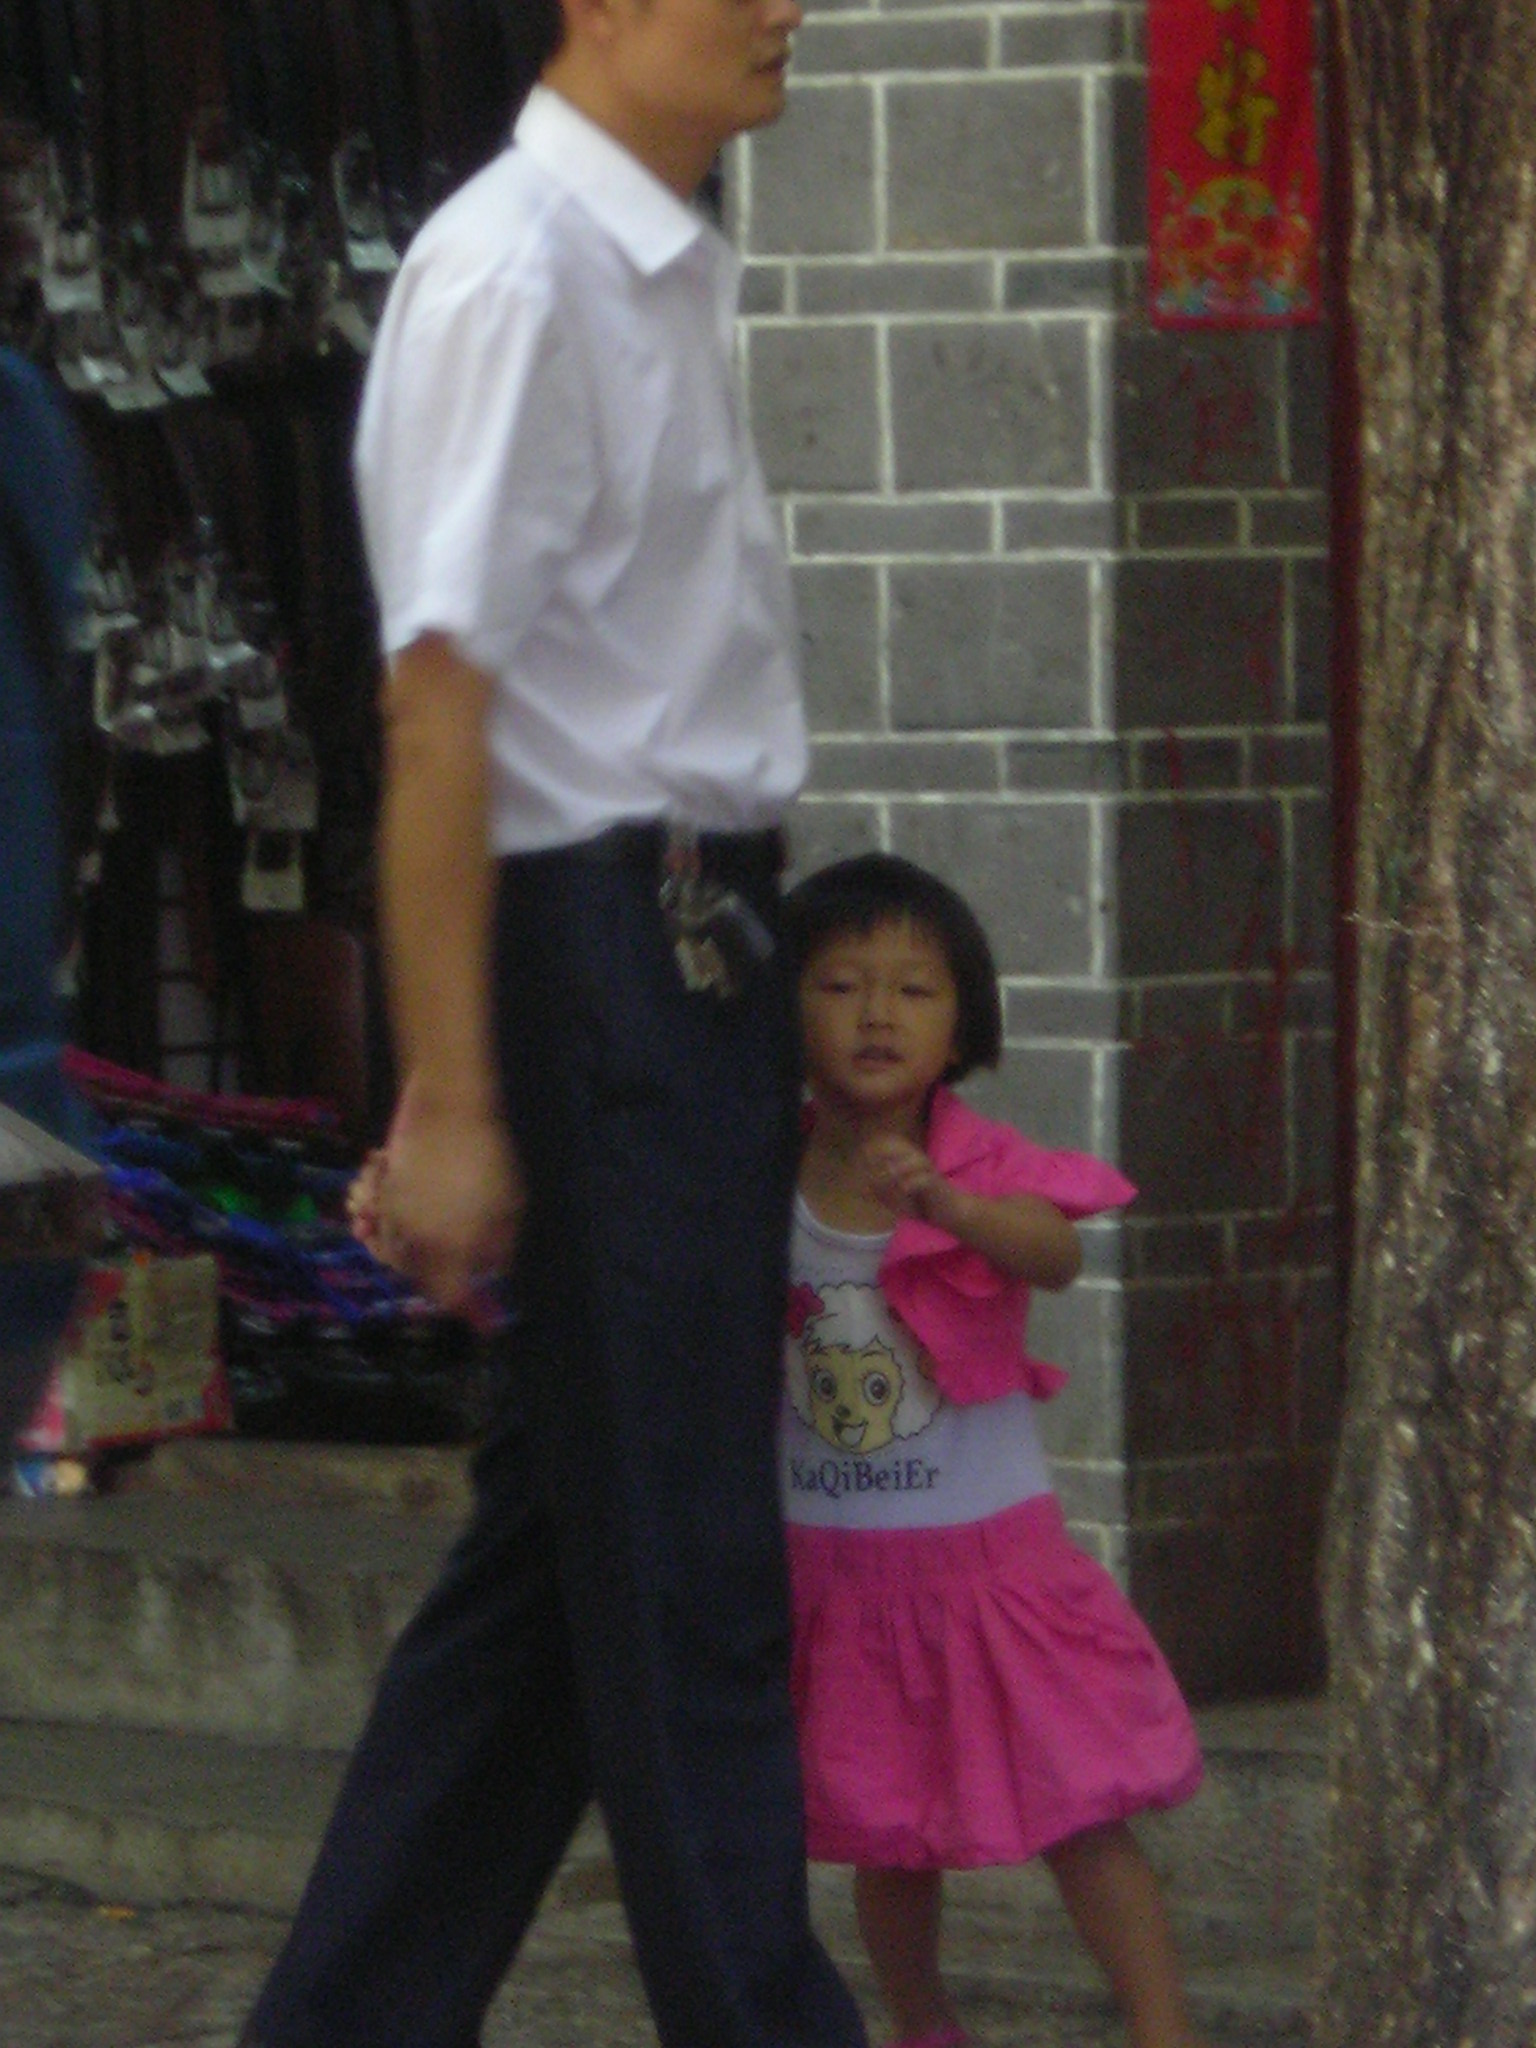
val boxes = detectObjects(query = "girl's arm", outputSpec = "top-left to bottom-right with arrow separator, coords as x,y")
863,1133 -> 1082,1289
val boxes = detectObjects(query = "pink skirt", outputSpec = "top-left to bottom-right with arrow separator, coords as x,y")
788,1495 -> 1203,1870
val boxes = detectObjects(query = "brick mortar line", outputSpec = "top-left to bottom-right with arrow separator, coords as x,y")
796,785 -> 1334,802
1003,971 -> 1331,988
788,488 -> 1127,500
845,548 -> 1326,564
1125,489 -> 1327,503
1282,557 -> 1300,719
1277,330 -> 1296,487
739,306 -> 1130,324
746,254 -> 1141,270
785,545 -> 1330,564
1121,1218 -> 1336,1242
780,67 -> 1142,85
1088,556 -> 1110,727
797,2 -> 1142,12
803,724 -> 1330,745
1019,1036 -> 1336,1051
1087,309 -> 1108,497
872,77 -> 890,255
1088,785 -> 1109,982
875,319 -> 895,493
1082,69 -> 1102,247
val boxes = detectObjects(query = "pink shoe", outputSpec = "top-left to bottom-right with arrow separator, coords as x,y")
888,2029 -> 970,2048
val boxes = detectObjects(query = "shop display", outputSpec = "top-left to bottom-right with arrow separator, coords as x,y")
0,0 -> 546,1104
0,4 -> 524,1455
17,1247 -> 230,1455
58,1049 -> 496,1450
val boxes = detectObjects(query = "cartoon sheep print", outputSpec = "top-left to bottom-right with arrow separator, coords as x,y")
786,1282 -> 940,1455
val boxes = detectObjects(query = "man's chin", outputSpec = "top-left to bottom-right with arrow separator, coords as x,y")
742,77 -> 790,128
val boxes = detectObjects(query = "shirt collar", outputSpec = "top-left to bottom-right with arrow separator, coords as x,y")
514,84 -> 714,280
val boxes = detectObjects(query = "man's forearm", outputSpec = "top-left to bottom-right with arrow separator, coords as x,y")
377,633 -> 501,1117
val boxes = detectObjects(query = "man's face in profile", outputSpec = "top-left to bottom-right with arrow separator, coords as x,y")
595,0 -> 802,158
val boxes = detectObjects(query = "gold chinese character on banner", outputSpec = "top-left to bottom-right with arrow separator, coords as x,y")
1196,40 -> 1279,167
1211,0 -> 1261,20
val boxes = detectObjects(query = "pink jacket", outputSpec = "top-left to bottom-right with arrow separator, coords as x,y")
879,1088 -> 1136,1407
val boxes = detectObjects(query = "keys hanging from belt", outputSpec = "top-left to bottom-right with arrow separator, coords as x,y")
658,826 -> 774,1001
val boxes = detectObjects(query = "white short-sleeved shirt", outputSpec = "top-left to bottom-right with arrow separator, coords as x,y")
353,86 -> 806,854
781,1196 -> 1054,1531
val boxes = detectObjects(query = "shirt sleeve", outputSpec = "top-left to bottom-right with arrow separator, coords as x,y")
353,256 -> 597,675
986,1128 -> 1137,1221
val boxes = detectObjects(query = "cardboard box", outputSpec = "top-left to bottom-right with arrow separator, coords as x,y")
18,1251 -> 232,1454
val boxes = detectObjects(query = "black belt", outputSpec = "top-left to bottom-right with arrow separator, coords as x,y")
519,822 -> 786,884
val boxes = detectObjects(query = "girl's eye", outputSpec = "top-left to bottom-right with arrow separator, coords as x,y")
901,983 -> 936,999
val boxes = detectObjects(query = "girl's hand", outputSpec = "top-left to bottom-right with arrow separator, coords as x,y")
348,1076 -> 523,1311
864,1132 -> 1083,1287
863,1133 -> 956,1224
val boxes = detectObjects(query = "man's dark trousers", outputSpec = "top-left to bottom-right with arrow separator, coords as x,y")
246,837 -> 867,2048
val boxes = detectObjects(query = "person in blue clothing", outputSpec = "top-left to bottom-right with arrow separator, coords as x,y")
0,200 -> 93,1455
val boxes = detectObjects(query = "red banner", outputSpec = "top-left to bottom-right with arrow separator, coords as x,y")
1147,0 -> 1322,329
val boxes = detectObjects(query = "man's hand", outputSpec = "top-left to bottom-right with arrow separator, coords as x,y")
366,1077 -> 525,1311
346,1146 -> 391,1260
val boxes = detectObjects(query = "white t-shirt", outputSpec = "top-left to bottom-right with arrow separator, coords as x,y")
353,85 -> 805,853
781,1194 -> 1053,1531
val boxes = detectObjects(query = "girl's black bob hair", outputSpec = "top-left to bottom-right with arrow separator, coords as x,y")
783,852 -> 1003,1083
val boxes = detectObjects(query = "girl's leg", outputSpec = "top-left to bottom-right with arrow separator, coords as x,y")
853,1867 -> 964,2044
1042,1822 -> 1211,2048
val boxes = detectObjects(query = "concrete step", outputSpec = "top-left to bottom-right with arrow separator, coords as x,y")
0,1720 -> 1310,2046
0,1718 -> 614,1916
110,1436 -> 475,1518
0,1444 -> 1324,1976
0,1702 -> 1322,1954
0,1492 -> 459,1749
1132,1698 -> 1324,1958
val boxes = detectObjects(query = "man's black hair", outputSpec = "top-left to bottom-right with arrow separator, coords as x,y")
783,852 -> 1004,1082
504,0 -> 567,95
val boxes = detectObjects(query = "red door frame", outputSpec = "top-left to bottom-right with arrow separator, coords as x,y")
1324,0 -> 1361,1291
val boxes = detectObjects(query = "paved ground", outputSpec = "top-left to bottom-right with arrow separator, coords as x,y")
0,1450 -> 1318,2046
0,1863 -> 1157,2048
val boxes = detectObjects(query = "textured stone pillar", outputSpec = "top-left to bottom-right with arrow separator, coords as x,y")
1319,3 -> 1536,2039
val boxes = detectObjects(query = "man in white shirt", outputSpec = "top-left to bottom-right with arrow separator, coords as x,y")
239,3 -> 868,2047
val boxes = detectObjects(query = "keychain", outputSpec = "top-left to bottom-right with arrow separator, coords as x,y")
658,826 -> 774,1001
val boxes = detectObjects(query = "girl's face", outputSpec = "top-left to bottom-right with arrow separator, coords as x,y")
799,916 -> 961,1118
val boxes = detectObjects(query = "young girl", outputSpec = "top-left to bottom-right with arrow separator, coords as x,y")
781,853 -> 1209,2048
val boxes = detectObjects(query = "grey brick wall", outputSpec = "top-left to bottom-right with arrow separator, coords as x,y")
733,0 -> 1337,1700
